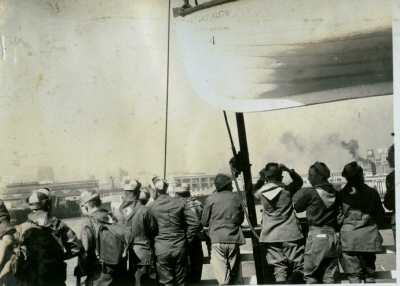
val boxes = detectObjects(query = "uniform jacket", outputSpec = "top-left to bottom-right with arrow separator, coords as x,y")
339,182 -> 385,252
114,197 -> 157,265
79,209 -> 128,285
201,190 -> 246,245
255,170 -> 304,242
186,197 -> 204,222
17,210 -> 82,261
150,194 -> 200,256
15,210 -> 82,285
294,181 -> 343,231
384,171 -> 395,227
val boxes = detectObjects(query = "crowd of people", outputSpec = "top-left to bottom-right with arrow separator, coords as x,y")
0,143 -> 394,286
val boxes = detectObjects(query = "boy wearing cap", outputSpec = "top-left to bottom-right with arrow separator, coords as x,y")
294,162 -> 343,284
78,190 -> 130,286
255,163 -> 304,283
115,180 -> 158,286
175,184 -> 204,284
339,162 -> 386,283
149,177 -> 200,286
384,144 -> 395,248
16,188 -> 82,285
201,173 -> 246,285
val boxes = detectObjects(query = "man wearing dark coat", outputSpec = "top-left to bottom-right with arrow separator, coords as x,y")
78,190 -> 131,286
384,144 -> 395,249
149,177 -> 200,286
16,188 -> 83,286
294,162 -> 343,284
339,162 -> 386,283
114,180 -> 158,286
174,183 -> 204,284
255,163 -> 304,283
201,173 -> 246,285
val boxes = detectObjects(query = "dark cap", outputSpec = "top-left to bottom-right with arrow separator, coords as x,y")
214,174 -> 233,191
123,180 -> 142,192
263,163 -> 282,177
342,161 -> 362,179
77,190 -> 99,207
312,162 -> 330,179
174,183 -> 190,194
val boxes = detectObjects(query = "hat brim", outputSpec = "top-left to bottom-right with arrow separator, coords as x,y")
77,193 -> 99,207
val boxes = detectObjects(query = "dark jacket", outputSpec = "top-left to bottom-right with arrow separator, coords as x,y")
339,182 -> 385,252
294,181 -> 343,231
186,197 -> 204,222
256,170 -> 303,242
15,210 -> 82,285
79,209 -> 129,286
384,171 -> 395,227
115,197 -> 157,265
150,194 -> 200,256
201,190 -> 246,245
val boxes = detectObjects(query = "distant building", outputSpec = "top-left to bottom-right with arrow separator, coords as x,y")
168,173 -> 244,197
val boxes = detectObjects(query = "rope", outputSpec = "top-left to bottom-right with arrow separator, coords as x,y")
223,111 -> 260,240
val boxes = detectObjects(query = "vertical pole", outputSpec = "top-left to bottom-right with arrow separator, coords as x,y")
235,112 -> 265,284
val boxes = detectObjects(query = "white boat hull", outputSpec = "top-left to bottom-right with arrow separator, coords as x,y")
173,0 -> 393,112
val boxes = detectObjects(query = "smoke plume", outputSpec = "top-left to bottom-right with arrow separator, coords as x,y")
280,132 -> 304,152
340,139 -> 370,164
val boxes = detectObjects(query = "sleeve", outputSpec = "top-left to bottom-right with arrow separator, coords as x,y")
60,222 -> 83,260
145,209 -> 158,241
294,189 -> 311,213
384,174 -> 395,210
78,223 -> 94,276
286,169 -> 304,194
201,199 -> 211,227
373,190 -> 387,228
184,203 -> 201,244
253,178 -> 265,191
335,193 -> 344,231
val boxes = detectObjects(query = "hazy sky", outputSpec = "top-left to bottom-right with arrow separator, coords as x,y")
0,0 -> 396,184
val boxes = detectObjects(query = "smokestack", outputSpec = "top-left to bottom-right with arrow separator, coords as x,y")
370,161 -> 377,175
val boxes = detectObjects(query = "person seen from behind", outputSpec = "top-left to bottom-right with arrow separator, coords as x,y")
255,163 -> 304,284
339,162 -> 386,283
201,173 -> 246,285
294,162 -> 343,284
77,190 -> 131,286
174,183 -> 204,284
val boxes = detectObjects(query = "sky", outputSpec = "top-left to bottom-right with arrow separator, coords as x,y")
0,0 -> 396,184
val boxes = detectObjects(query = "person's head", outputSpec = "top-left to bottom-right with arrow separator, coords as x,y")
308,162 -> 330,186
342,161 -> 364,183
78,190 -> 101,215
214,174 -> 233,192
262,163 -> 283,182
139,189 -> 151,205
26,188 -> 52,211
149,177 -> 169,195
387,144 -> 395,169
174,183 -> 191,198
123,179 -> 142,198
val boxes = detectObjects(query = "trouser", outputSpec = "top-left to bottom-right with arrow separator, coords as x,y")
156,247 -> 188,286
130,265 -> 158,286
211,243 -> 243,285
341,252 -> 377,283
265,239 -> 304,282
304,226 -> 341,284
187,235 -> 204,283
86,264 -> 128,286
